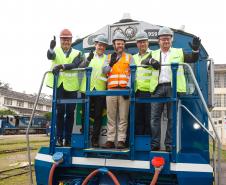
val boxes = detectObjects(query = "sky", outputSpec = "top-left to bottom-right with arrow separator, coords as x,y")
0,0 -> 225,94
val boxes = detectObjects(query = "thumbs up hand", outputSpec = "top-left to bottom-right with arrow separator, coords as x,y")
50,36 -> 56,50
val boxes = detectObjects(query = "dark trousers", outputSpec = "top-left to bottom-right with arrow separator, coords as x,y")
81,93 -> 106,141
151,83 -> 172,148
135,90 -> 151,135
56,84 -> 77,141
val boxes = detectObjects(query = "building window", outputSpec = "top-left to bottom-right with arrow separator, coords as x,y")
224,73 -> 226,87
4,98 -> 12,105
218,120 -> 222,124
28,103 -> 34,109
212,110 -> 221,118
46,106 -> 51,111
37,104 -> 43,110
214,94 -> 221,107
214,73 -> 221,88
17,100 -> 24,107
224,94 -> 226,107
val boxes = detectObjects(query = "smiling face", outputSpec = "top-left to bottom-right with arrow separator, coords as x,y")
136,40 -> 149,54
95,42 -> 107,56
113,40 -> 125,54
60,37 -> 72,52
158,35 -> 173,52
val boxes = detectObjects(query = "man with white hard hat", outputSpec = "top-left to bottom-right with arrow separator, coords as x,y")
80,34 -> 108,147
142,26 -> 201,152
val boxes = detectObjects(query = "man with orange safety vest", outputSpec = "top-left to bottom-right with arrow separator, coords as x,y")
102,32 -> 134,149
46,29 -> 82,147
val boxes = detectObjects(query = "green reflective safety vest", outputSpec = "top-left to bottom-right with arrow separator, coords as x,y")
80,52 -> 107,93
150,48 -> 186,93
133,50 -> 153,92
46,47 -> 80,91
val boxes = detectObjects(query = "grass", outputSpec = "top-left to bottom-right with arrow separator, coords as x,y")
0,135 -> 49,145
221,147 -> 226,162
0,140 -> 49,151
0,135 -> 49,185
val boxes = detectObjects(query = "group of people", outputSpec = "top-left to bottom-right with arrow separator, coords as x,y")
46,27 -> 201,151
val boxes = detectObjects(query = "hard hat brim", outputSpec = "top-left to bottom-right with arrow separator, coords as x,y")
60,36 -> 73,38
157,34 -> 173,38
136,38 -> 149,41
95,41 -> 108,45
112,39 -> 126,42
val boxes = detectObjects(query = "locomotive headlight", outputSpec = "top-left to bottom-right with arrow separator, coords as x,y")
193,122 -> 201,130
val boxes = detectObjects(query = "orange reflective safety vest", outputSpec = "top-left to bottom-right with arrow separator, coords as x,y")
107,52 -> 131,89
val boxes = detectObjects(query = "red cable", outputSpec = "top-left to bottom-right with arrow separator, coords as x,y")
82,169 -> 99,185
107,171 -> 120,185
82,169 -> 120,185
48,163 -> 58,185
150,169 -> 161,185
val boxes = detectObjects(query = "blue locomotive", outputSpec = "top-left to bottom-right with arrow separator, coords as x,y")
0,115 -> 48,134
33,17 -> 221,185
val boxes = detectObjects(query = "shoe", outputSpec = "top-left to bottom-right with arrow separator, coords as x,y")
117,141 -> 126,149
102,141 -> 115,149
151,146 -> 160,151
64,140 -> 71,147
80,127 -> 83,133
91,138 -> 99,147
56,138 -> 63,147
165,146 -> 172,152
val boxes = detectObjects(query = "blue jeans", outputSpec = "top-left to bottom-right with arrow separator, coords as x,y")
150,83 -> 172,148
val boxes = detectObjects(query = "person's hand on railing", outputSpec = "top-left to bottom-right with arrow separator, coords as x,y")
52,65 -> 63,75
150,59 -> 161,70
141,58 -> 160,70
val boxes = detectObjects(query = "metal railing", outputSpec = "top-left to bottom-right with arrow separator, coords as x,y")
26,62 -> 220,185
180,63 -> 221,185
26,68 -> 86,185
26,71 -> 50,185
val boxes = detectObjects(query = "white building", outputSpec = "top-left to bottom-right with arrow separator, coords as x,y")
0,87 -> 51,116
211,64 -> 226,145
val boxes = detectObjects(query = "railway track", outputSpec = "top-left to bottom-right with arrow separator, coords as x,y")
0,140 -> 49,154
0,165 -> 34,180
0,147 -> 38,155
3,128 -> 47,135
0,140 -> 49,146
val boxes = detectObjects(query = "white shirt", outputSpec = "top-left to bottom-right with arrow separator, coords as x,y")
159,50 -> 171,84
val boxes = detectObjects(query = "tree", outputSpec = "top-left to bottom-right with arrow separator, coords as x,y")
0,81 -> 12,90
43,112 -> 51,121
0,109 -> 17,116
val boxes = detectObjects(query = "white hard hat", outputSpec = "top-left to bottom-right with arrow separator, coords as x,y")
112,32 -> 126,42
135,31 -> 148,41
158,27 -> 173,37
94,35 -> 108,45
